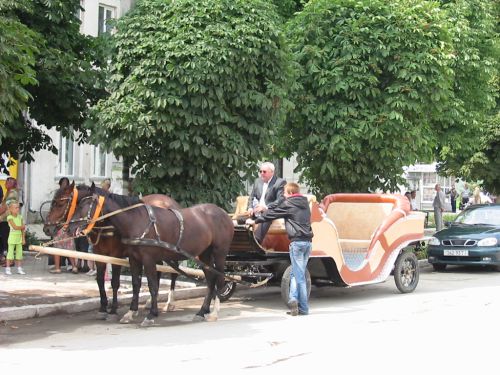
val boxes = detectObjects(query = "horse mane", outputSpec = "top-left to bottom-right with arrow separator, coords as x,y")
108,191 -> 141,207
75,184 -> 141,207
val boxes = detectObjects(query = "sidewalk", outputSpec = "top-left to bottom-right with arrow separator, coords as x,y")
0,250 -> 206,322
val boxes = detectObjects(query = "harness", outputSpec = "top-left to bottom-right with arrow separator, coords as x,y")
79,195 -> 264,287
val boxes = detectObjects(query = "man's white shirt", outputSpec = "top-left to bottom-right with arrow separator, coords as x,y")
259,182 -> 268,208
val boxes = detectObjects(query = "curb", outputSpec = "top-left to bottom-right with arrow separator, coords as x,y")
0,286 -> 207,322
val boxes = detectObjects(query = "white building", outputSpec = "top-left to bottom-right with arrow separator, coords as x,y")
19,1 -> 135,223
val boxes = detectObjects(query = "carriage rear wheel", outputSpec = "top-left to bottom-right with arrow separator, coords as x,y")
280,265 -> 311,305
218,281 -> 237,302
394,250 -> 419,293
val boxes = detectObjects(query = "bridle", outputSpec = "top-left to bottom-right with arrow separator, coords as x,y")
45,188 -> 79,229
77,194 -> 106,235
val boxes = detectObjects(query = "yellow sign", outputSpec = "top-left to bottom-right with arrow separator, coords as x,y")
0,156 -> 18,197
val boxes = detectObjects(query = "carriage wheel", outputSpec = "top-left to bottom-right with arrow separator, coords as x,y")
394,250 -> 419,293
218,281 -> 237,302
280,265 -> 311,305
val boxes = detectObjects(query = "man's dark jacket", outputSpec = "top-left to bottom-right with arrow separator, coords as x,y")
254,195 -> 313,242
247,175 -> 286,210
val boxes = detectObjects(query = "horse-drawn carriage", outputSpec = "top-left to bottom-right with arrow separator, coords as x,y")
38,183 -> 427,326
224,193 -> 428,302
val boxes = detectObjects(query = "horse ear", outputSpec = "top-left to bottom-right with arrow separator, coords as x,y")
90,182 -> 96,192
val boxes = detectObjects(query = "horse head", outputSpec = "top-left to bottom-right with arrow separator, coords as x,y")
43,182 -> 98,237
67,183 -> 139,238
43,181 -> 76,237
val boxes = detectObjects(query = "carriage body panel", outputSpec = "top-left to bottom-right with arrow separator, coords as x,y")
228,193 -> 426,289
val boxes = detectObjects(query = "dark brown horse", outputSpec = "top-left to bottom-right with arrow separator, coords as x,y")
43,181 -> 181,321
68,183 -> 234,326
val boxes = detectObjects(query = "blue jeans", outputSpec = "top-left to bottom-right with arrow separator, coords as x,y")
288,241 -> 312,314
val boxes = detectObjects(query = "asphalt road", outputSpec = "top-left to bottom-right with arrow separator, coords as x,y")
1,264 -> 500,374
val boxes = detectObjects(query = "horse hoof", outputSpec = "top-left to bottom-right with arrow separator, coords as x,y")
162,303 -> 175,313
96,312 -> 108,320
205,314 -> 218,322
119,310 -> 138,324
192,315 -> 205,322
140,318 -> 155,327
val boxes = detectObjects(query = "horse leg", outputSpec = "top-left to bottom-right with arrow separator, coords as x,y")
95,261 -> 108,320
120,257 -> 141,324
193,252 -> 217,322
141,262 -> 160,327
109,264 -> 122,318
162,272 -> 177,312
206,250 -> 227,322
145,265 -> 161,309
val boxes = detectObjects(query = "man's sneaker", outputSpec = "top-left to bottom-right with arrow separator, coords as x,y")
287,300 -> 299,316
5,267 -> 12,275
17,267 -> 26,275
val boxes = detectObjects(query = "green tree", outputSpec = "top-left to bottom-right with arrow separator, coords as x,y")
283,0 -> 455,195
88,0 -> 292,208
0,0 -> 40,172
436,0 -> 499,194
271,0 -> 306,20
0,0 -> 106,172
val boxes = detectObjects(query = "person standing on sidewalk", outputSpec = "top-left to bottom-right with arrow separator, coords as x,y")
0,177 -> 20,264
49,177 -> 78,274
246,182 -> 313,316
433,184 -> 446,232
4,201 -> 26,275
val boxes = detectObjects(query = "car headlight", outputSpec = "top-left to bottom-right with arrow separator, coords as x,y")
429,237 -> 441,246
477,237 -> 498,247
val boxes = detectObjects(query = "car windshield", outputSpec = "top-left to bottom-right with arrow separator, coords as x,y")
454,206 -> 500,226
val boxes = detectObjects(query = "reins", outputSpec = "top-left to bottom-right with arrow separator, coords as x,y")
79,195 -> 268,288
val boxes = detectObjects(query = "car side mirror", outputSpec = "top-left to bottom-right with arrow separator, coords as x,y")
444,221 -> 451,228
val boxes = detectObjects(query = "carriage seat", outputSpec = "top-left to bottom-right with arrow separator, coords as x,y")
231,194 -> 317,233
325,202 -> 393,251
231,196 -> 249,222
266,194 -> 317,235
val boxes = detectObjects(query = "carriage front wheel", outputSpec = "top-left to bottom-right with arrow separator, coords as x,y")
218,281 -> 237,302
280,265 -> 311,305
394,250 -> 419,293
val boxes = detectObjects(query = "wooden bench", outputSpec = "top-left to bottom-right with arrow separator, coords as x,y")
230,195 -> 316,235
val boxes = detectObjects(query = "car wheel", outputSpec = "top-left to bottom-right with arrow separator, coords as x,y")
218,281 -> 237,302
280,265 -> 311,305
394,251 -> 419,293
432,263 -> 447,272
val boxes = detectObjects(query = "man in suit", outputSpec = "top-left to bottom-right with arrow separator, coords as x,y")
247,161 -> 286,243
433,184 -> 447,231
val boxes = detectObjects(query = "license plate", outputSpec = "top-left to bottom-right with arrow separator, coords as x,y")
444,249 -> 469,256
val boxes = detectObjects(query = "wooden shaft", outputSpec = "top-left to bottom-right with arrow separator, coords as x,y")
29,245 -> 211,279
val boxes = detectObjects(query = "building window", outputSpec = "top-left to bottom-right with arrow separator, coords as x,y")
98,4 -> 115,35
93,145 -> 108,177
58,136 -> 74,176
76,1 -> 85,21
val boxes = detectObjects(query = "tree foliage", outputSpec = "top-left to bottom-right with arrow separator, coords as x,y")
88,0 -> 293,208
283,0 -> 455,195
435,0 -> 499,193
271,0 -> 306,20
0,0 -> 106,172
